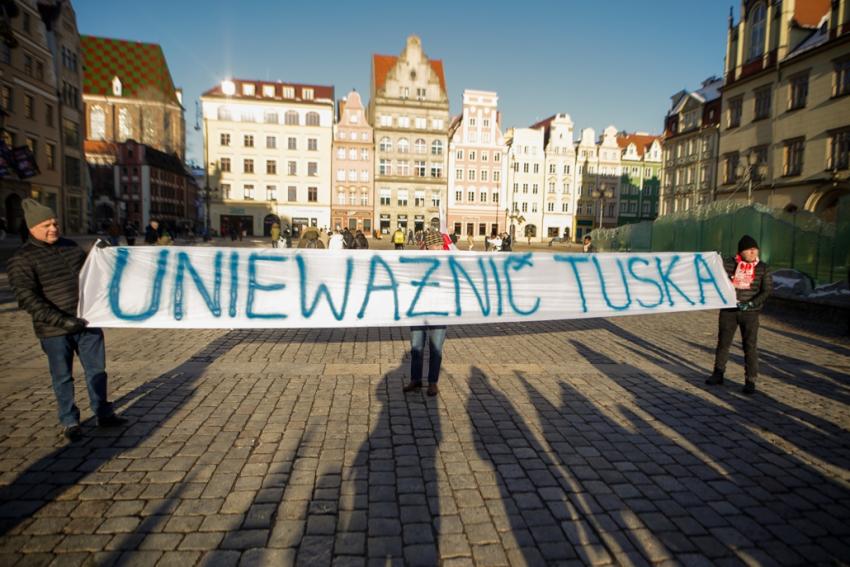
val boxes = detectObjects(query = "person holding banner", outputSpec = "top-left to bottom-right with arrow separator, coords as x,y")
706,235 -> 773,395
8,199 -> 126,441
403,229 -> 449,397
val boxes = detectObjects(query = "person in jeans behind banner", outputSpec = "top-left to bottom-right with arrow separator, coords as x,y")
8,199 -> 127,441
403,229 -> 448,397
706,234 -> 773,394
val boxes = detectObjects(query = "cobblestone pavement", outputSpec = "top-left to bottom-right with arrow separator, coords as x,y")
0,265 -> 849,566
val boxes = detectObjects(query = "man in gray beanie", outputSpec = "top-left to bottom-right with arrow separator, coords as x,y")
7,199 -> 126,440
706,234 -> 772,394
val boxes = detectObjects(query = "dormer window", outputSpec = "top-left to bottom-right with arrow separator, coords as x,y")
748,2 -> 766,61
303,88 -> 314,100
242,83 -> 255,96
112,76 -> 122,96
262,85 -> 275,98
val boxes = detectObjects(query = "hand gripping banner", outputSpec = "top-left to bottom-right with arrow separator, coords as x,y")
78,247 -> 736,329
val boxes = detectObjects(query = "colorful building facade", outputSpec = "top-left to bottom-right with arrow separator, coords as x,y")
331,90 -> 373,235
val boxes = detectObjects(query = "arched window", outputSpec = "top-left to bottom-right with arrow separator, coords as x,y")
748,2 -> 766,61
431,140 -> 443,156
306,111 -> 320,126
414,138 -> 427,154
90,106 -> 106,140
379,137 -> 393,152
118,107 -> 132,140
397,138 -> 410,154
285,111 -> 299,125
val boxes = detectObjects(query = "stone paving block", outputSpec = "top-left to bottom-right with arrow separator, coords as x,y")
137,533 -> 183,551
197,550 -> 241,567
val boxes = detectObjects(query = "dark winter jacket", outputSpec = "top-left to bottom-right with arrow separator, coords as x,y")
723,256 -> 772,312
8,237 -> 87,338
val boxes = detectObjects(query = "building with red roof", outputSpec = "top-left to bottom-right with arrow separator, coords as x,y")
369,36 -> 450,236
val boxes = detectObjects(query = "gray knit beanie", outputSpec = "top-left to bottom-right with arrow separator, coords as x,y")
22,198 -> 57,228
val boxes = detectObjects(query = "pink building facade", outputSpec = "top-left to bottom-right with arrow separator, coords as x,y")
331,90 -> 374,234
447,90 -> 507,241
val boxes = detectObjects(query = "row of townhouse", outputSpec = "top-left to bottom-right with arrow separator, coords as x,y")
661,0 -> 850,221
200,35 -> 664,242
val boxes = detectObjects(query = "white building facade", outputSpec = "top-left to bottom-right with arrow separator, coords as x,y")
505,127 -> 546,241
536,114 -> 577,241
201,79 -> 334,237
447,90 -> 507,242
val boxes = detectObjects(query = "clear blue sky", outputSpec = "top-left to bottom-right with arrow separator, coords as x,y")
75,0 -> 736,164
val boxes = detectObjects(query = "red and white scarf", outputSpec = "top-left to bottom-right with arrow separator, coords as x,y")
731,255 -> 759,290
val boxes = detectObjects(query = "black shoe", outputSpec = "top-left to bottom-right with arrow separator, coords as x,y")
402,382 -> 422,393
427,383 -> 439,397
97,414 -> 128,427
705,373 -> 724,385
742,381 -> 756,395
63,424 -> 82,441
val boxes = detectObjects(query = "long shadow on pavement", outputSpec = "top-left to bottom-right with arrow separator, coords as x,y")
563,338 -> 850,564
0,331 -> 239,539
300,364 -> 444,566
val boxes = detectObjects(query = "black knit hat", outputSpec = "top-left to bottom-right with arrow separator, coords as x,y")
737,234 -> 758,252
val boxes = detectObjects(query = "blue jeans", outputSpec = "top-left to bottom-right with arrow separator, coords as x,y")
410,326 -> 447,384
40,329 -> 113,426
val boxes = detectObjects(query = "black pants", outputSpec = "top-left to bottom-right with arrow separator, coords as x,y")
713,309 -> 760,381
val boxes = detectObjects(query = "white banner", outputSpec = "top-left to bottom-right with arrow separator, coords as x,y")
78,246 -> 736,328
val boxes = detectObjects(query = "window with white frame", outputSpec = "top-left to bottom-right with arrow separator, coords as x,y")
267,185 -> 277,200
244,184 -> 255,199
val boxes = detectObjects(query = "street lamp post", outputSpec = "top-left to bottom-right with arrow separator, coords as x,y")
735,151 -> 767,205
590,186 -> 614,229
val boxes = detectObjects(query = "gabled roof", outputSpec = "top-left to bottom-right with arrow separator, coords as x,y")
668,77 -> 722,116
202,80 -> 333,103
81,36 -> 180,105
372,54 -> 446,94
616,133 -> 661,157
786,14 -> 830,61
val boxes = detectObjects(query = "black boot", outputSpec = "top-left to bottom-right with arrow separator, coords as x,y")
742,379 -> 756,395
705,371 -> 724,385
